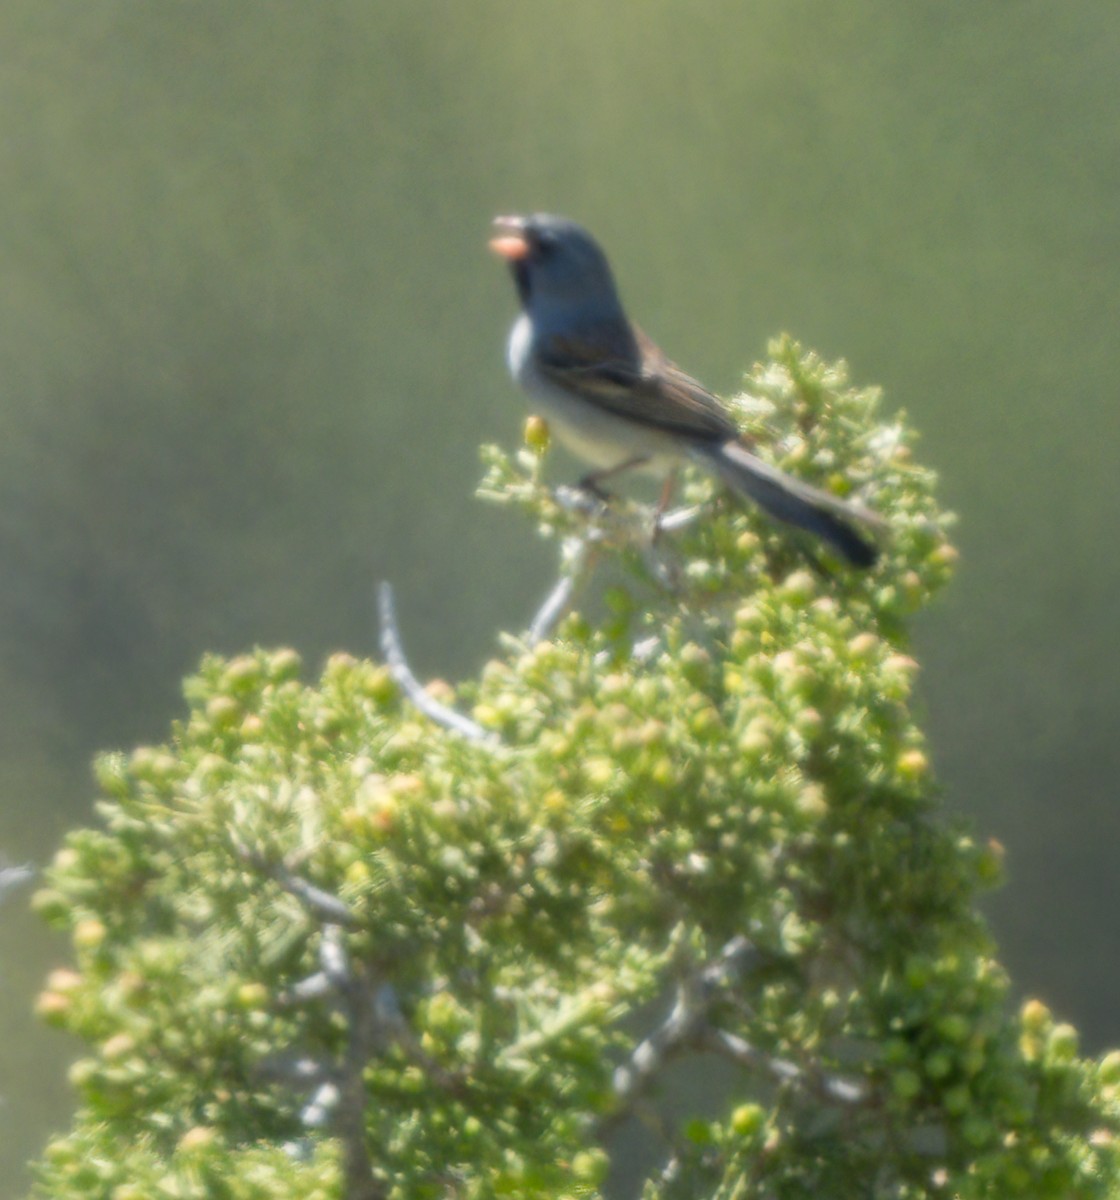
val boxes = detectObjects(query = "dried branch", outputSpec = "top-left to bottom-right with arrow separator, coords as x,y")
610,937 -> 759,1108
699,1026 -> 868,1105
611,935 -> 868,1124
0,862 -> 34,906
377,582 -> 499,746
529,534 -> 594,643
527,489 -> 703,643
231,839 -> 358,926
236,843 -> 472,1196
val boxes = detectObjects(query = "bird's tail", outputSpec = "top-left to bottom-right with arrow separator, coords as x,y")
696,440 -> 884,568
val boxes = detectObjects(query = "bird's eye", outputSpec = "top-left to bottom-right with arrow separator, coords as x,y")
532,230 -> 556,257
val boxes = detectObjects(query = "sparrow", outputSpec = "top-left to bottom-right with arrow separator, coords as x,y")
489,213 -> 883,568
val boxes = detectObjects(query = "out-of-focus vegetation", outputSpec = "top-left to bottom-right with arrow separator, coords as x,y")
31,346 -> 1120,1198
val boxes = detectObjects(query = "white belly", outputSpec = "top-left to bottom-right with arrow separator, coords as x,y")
506,315 -> 683,476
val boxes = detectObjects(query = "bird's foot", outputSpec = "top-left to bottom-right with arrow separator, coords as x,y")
576,473 -> 616,504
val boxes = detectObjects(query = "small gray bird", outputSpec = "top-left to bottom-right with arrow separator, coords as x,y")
490,213 -> 883,568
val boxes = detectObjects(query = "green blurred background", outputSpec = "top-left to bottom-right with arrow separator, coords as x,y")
2,1 -> 1118,1191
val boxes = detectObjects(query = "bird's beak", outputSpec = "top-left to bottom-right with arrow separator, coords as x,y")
489,215 -> 530,260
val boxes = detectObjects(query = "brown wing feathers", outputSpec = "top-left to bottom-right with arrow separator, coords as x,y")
537,326 -> 737,443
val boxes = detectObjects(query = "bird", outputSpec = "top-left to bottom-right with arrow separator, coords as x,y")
489,213 -> 883,568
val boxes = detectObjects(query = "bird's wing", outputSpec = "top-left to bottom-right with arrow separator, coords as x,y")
535,324 -> 737,442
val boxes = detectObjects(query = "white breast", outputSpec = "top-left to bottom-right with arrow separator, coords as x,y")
506,314 -> 534,384
504,314 -> 682,476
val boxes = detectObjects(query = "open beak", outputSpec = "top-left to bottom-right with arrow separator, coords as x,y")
489,215 -> 531,260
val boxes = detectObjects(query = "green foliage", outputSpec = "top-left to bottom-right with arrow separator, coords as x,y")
32,340 -> 1120,1197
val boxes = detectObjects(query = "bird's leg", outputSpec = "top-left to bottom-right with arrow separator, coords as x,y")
651,470 -> 679,544
577,455 -> 650,501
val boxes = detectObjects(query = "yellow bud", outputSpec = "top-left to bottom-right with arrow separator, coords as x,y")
730,1103 -> 765,1136
178,1126 -> 217,1152
366,665 -> 397,704
269,648 -> 303,680
424,678 -> 456,705
796,783 -> 828,819
571,1148 -> 609,1185
34,990 -> 72,1021
206,696 -> 240,729
780,570 -> 817,605
1021,998 -> 1050,1031
1098,1051 -> 1120,1084
46,968 -> 82,993
583,757 -> 617,789
236,982 -> 269,1010
649,756 -> 676,787
541,788 -> 567,813
739,718 -> 774,756
74,918 -> 107,950
847,632 -> 879,660
102,1033 -> 136,1061
930,542 -> 960,567
344,860 -> 371,887
239,714 -> 264,739
325,651 -> 358,674
524,415 -> 551,452
896,748 -> 929,781
223,655 -> 261,690
884,653 -> 919,677
1047,1022 -> 1078,1061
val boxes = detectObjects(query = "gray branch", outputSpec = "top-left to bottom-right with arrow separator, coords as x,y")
529,534 -> 594,643
612,935 -> 868,1124
0,862 -> 34,907
527,489 -> 702,643
377,582 -> 499,746
231,839 -> 358,926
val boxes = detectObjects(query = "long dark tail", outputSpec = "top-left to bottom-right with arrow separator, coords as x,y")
697,440 -> 883,568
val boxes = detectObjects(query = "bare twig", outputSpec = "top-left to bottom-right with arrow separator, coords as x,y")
528,568 -> 578,643
301,1081 -> 341,1129
233,843 -> 389,1188
333,966 -> 387,1200
377,582 -> 499,746
612,984 -> 697,1105
280,971 -> 334,1005
231,839 -> 358,926
527,490 -> 701,643
236,845 -> 470,1196
611,935 -> 868,1121
699,1026 -> 867,1105
611,937 -> 760,1107
318,922 -> 351,985
657,503 -> 704,532
256,1052 -> 333,1089
551,485 -> 698,536
0,862 -> 34,906
529,534 -> 594,643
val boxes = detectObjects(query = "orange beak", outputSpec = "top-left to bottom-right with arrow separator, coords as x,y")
489,216 -> 530,260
